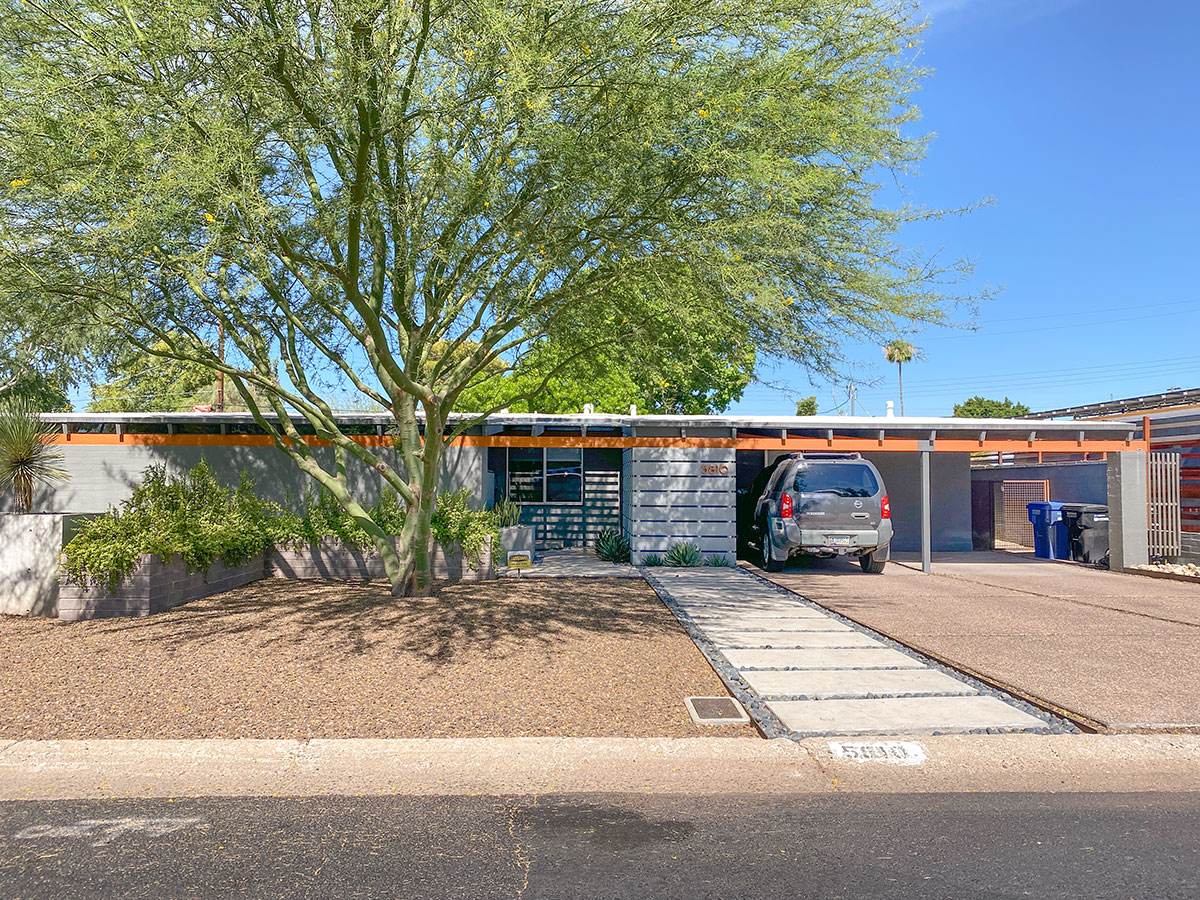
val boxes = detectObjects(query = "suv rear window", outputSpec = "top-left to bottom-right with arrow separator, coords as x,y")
792,463 -> 879,498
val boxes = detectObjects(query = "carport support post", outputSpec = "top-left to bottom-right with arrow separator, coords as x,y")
920,449 -> 932,574
1107,451 -> 1149,572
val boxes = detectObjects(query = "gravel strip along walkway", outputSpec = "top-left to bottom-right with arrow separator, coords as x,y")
0,578 -> 752,740
644,567 -> 1074,739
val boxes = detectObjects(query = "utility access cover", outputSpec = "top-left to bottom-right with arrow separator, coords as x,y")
685,696 -> 750,726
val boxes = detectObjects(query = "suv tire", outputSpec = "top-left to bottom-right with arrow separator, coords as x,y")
859,551 -> 886,574
760,517 -> 784,572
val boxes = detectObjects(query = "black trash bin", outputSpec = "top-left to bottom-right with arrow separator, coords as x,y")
1061,503 -> 1109,564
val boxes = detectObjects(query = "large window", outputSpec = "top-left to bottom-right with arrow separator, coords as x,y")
506,448 -> 583,504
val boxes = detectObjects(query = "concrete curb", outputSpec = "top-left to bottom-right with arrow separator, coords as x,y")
2,735 -> 1199,800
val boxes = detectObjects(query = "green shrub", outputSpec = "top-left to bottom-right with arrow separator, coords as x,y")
642,553 -> 664,567
431,488 -> 499,567
62,461 -> 277,587
268,486 -> 406,550
594,529 -> 631,563
703,554 -> 730,567
665,541 -> 702,567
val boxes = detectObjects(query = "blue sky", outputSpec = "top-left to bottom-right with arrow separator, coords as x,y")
731,0 -> 1200,417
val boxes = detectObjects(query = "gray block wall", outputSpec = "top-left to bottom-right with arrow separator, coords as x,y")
626,446 -> 736,564
15,442 -> 485,515
1181,532 -> 1200,563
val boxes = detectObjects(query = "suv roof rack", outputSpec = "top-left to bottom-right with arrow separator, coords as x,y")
786,452 -> 863,461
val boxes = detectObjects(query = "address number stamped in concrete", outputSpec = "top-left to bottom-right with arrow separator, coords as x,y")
14,817 -> 205,847
828,741 -> 928,766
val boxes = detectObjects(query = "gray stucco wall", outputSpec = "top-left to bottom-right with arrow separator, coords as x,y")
12,442 -> 485,514
627,446 -> 736,565
0,514 -> 94,616
970,461 -> 1108,505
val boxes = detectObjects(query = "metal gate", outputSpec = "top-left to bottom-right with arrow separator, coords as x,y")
1149,451 -> 1182,558
996,480 -> 1049,547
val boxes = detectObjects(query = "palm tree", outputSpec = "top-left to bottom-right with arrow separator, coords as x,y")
883,339 -> 917,416
0,401 -> 70,513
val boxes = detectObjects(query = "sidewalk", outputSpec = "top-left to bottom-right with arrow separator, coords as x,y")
3,735 -> 1199,799
753,552 -> 1200,732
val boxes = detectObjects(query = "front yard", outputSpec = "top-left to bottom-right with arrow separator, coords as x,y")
0,577 -> 751,739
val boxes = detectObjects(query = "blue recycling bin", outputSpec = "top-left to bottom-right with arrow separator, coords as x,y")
1027,501 -> 1069,560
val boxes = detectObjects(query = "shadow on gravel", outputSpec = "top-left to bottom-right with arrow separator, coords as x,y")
51,577 -> 678,665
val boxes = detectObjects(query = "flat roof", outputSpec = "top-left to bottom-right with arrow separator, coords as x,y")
40,411 -> 1137,440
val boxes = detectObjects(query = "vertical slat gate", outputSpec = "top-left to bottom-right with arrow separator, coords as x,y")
1148,451 -> 1182,558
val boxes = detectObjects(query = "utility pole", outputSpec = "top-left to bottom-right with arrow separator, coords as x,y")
849,383 -> 857,417
216,323 -> 225,412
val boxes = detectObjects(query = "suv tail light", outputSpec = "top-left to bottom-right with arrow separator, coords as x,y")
881,494 -> 890,519
780,493 -> 793,518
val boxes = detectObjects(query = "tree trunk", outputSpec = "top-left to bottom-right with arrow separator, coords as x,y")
389,436 -> 443,598
898,362 -> 904,417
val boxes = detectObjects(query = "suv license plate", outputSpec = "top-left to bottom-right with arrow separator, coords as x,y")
827,535 -> 852,546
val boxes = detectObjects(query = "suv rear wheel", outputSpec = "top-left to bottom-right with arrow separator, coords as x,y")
859,551 -> 886,574
759,516 -> 784,572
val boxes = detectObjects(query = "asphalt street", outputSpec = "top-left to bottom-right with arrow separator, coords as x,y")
1,792 -> 1197,899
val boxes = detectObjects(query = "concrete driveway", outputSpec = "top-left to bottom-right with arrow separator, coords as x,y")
746,551 -> 1200,732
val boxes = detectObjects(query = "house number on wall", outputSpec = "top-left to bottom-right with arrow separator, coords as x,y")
700,464 -> 730,475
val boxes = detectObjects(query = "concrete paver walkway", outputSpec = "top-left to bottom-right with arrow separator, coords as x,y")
647,569 -> 1048,737
753,552 -> 1200,732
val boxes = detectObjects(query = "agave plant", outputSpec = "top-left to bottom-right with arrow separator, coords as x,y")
0,401 -> 70,513
593,529 -> 631,564
641,553 -> 664,567
665,541 -> 703,567
703,554 -> 730,567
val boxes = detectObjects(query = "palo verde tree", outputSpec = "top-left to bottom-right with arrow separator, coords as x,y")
0,0 -> 971,595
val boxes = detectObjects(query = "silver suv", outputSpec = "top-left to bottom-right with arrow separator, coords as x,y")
744,453 -> 892,573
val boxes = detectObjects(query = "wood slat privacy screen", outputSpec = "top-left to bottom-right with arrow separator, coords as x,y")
1148,451 -> 1182,558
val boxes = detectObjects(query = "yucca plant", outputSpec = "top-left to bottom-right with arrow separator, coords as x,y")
594,529 -> 631,564
0,401 -> 70,513
491,494 -> 523,528
665,541 -> 703,567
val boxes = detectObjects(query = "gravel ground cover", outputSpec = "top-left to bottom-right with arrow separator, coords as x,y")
0,578 -> 751,740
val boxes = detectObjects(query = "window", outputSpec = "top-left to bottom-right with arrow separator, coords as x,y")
506,448 -> 583,504
546,448 -> 583,503
793,463 -> 879,498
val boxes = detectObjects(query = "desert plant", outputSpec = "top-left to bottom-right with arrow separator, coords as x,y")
703,554 -> 730,567
62,461 -> 277,587
642,553 -> 664,567
431,488 -> 499,567
665,541 -> 703,567
0,400 -> 69,513
594,529 -> 631,564
491,494 -> 523,528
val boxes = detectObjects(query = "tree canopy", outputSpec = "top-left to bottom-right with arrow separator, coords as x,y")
952,396 -> 1031,418
794,396 -> 819,416
87,338 -> 220,412
0,0 -> 972,593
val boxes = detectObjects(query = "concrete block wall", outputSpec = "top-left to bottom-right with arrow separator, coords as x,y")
626,446 -> 736,565
266,538 -> 495,582
57,555 -> 266,621
1180,532 -> 1200,563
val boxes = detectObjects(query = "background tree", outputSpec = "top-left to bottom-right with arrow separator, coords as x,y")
952,396 -> 1030,418
883,339 -> 917,416
795,396 -> 819,417
88,337 -> 222,412
0,0 -> 972,595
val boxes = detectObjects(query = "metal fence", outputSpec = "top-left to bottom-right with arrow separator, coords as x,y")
996,480 -> 1050,547
1149,451 -> 1182,558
